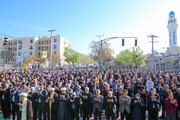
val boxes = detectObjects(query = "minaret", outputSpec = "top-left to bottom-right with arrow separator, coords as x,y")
167,11 -> 178,47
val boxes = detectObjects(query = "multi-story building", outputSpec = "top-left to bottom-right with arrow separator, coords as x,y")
16,37 -> 39,64
37,35 -> 71,64
0,35 -> 71,66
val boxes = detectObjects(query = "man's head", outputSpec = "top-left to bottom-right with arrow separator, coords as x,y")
96,89 -> 100,96
177,88 -> 180,94
168,92 -> 173,100
135,91 -> 140,98
72,92 -> 76,98
49,88 -> 55,94
123,89 -> 128,97
151,88 -> 156,95
108,91 -> 113,97
85,87 -> 89,93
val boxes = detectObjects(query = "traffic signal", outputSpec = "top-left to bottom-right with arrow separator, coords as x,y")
135,39 -> 137,46
3,37 -> 8,46
122,39 -> 125,46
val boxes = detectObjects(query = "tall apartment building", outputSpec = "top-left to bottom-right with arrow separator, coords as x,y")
37,35 -> 71,64
0,35 -> 71,65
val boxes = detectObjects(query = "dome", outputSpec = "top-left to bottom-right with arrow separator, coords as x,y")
169,11 -> 175,16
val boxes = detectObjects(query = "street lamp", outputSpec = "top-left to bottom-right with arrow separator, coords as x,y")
95,35 -> 104,72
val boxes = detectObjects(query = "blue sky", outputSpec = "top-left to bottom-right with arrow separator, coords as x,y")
0,0 -> 180,55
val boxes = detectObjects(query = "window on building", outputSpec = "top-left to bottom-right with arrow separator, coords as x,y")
42,47 -> 44,50
39,47 -> 41,50
54,51 -> 57,55
30,51 -> 33,56
54,38 -> 57,42
39,41 -> 41,44
30,39 -> 33,43
39,52 -> 41,56
47,41 -> 49,44
45,41 -> 47,44
13,48 -> 17,51
42,41 -> 44,44
8,48 -> 10,51
54,45 -> 57,49
173,32 -> 176,44
18,52 -> 21,56
47,46 -> 49,50
30,45 -> 33,49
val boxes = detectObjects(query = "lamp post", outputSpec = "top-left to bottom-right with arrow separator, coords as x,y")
95,35 -> 104,72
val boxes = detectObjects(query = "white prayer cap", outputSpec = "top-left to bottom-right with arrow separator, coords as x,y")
103,82 -> 108,85
49,88 -> 55,91
20,93 -> 28,97
61,87 -> 66,91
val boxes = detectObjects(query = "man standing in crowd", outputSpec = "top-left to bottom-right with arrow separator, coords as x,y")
69,92 -> 80,120
104,91 -> 117,120
165,92 -> 178,120
46,88 -> 58,120
37,89 -> 47,120
82,87 -> 92,120
147,88 -> 160,120
0,82 -> 11,120
57,87 -> 70,120
161,84 -> 170,119
131,91 -> 144,120
11,85 -> 20,120
18,93 -> 33,120
93,89 -> 104,120
119,89 -> 131,120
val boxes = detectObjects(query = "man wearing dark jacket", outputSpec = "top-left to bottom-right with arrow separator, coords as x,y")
147,88 -> 160,120
37,89 -> 47,120
160,84 -> 170,119
11,85 -> 20,120
105,91 -> 117,120
0,82 -> 11,120
69,92 -> 80,120
82,87 -> 92,120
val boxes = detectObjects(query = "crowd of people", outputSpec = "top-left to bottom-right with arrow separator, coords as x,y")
0,65 -> 180,120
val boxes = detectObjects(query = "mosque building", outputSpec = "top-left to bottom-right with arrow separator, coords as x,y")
146,11 -> 180,71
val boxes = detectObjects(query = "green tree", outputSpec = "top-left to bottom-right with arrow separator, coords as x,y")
114,47 -> 146,68
64,47 -> 79,66
64,47 -> 72,63
71,53 -> 79,65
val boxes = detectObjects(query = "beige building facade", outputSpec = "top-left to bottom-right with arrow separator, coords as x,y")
0,35 -> 71,66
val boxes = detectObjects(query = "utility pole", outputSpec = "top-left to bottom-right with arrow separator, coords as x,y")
48,29 -> 56,68
147,35 -> 159,70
